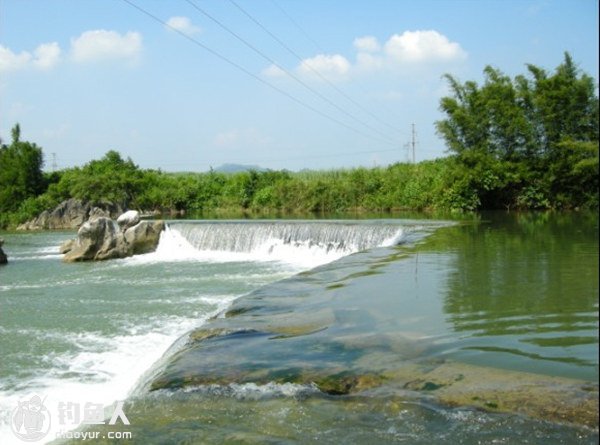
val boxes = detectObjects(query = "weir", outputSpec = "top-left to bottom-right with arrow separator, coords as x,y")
39,215 -> 597,443
141,219 -> 598,432
155,221 -> 413,266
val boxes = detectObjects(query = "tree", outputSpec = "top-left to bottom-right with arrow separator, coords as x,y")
0,124 -> 45,213
65,150 -> 144,208
436,53 -> 599,209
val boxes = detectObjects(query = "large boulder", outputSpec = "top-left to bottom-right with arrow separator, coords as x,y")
17,199 -> 123,231
62,213 -> 165,262
63,217 -> 126,262
117,210 -> 141,230
124,220 -> 165,255
0,238 -> 7,265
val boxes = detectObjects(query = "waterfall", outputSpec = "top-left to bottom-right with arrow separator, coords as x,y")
152,221 -> 405,267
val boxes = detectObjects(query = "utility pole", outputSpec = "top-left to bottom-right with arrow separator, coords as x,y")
403,142 -> 411,163
411,123 -> 417,164
51,153 -> 57,172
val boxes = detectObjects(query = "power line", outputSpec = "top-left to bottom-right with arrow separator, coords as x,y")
269,0 -> 325,54
228,0 -> 405,138
183,0 -> 398,146
271,0 -> 407,136
120,0 -> 394,148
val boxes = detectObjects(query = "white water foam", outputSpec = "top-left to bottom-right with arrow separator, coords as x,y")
119,226 -> 257,265
0,296 -> 235,445
0,221 -> 407,444
129,223 -> 404,269
8,244 -> 64,261
9,254 -> 62,261
173,382 -> 321,399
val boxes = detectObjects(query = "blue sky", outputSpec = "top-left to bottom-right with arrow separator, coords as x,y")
1,0 -> 598,172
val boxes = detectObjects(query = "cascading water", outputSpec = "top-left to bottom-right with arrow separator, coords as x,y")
0,220 -> 413,444
152,221 -> 406,268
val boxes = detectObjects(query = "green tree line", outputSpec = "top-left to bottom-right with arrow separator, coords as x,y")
436,52 -> 598,210
0,54 -> 597,228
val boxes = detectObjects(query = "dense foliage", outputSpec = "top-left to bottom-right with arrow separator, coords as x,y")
0,54 -> 597,229
0,150 -> 460,227
436,52 -> 598,210
0,124 -> 45,214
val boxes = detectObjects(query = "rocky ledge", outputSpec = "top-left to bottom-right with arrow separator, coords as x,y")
60,210 -> 164,262
0,238 -> 7,265
17,198 -> 123,231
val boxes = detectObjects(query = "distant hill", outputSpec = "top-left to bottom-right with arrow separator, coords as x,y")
213,163 -> 266,173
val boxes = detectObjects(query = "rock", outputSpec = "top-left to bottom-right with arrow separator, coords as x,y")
59,239 -> 75,254
0,238 -> 7,265
385,360 -> 599,429
62,215 -> 165,262
63,217 -> 125,262
117,210 -> 141,230
124,220 -> 165,255
17,199 -> 123,231
88,206 -> 114,221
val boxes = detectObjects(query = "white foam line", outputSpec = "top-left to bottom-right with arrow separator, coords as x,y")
0,277 -> 105,291
9,254 -> 62,261
124,225 -> 380,270
0,294 -> 238,445
1,222 -> 410,444
172,381 -> 322,399
36,246 -> 63,254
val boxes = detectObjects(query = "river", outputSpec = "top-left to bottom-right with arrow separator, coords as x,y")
0,212 -> 597,444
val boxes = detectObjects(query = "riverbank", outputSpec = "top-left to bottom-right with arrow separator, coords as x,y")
2,147 -> 598,232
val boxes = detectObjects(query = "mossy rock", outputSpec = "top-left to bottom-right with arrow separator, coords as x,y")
384,361 -> 599,428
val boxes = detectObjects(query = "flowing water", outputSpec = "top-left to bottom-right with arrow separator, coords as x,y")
0,213 -> 597,444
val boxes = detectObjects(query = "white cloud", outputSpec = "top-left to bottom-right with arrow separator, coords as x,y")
298,54 -> 351,79
0,45 -> 31,72
384,30 -> 466,63
32,42 -> 61,70
1,30 -> 144,72
353,36 -> 381,53
355,52 -> 384,72
264,29 -> 465,82
166,16 -> 201,35
0,42 -> 61,73
262,63 -> 286,78
70,30 -> 142,63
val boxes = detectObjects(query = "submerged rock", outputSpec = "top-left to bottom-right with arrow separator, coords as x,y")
387,360 -> 599,429
150,324 -> 598,428
0,238 -> 7,264
147,297 -> 599,428
62,214 -> 164,262
17,198 -> 123,230
138,224 -> 598,430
